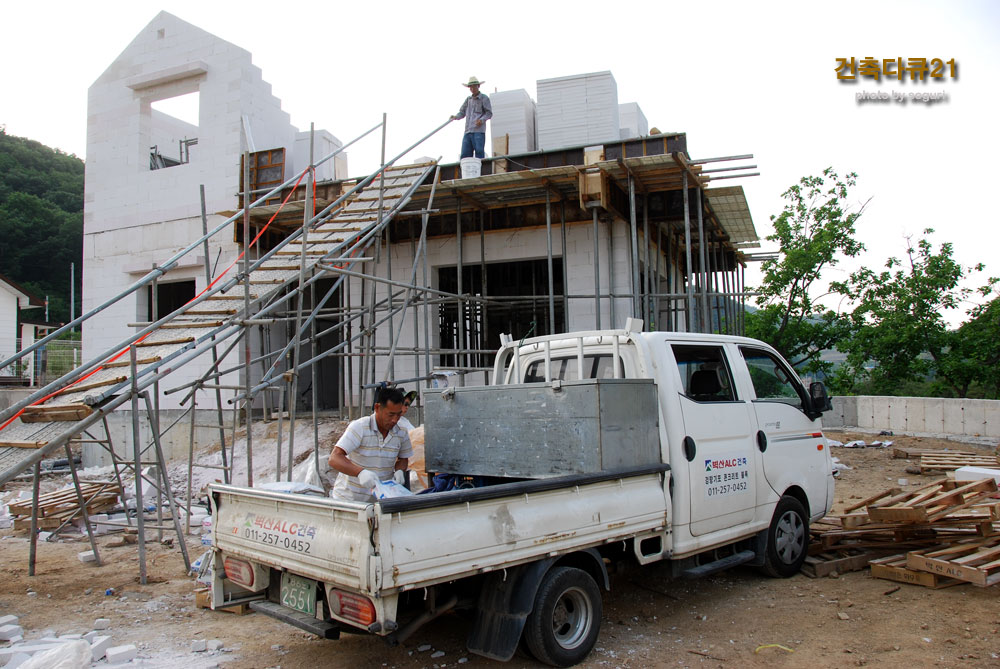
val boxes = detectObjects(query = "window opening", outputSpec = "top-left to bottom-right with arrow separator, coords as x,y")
740,347 -> 804,408
671,344 -> 736,402
438,259 -> 564,368
146,280 -> 196,322
149,92 -> 199,170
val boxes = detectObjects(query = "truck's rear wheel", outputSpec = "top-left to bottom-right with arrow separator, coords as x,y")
762,495 -> 808,578
523,566 -> 601,667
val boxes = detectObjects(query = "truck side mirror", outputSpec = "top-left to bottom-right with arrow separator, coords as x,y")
808,381 -> 833,416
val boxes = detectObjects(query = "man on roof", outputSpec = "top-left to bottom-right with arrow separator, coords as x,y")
450,76 -> 493,160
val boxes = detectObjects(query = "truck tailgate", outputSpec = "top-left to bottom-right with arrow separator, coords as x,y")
377,466 -> 670,591
211,485 -> 372,591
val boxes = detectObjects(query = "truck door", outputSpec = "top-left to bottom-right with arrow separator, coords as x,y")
738,346 -> 828,514
671,344 -> 757,536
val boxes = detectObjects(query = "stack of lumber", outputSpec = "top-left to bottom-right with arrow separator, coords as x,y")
8,481 -> 121,530
918,451 -> 1000,473
806,477 -> 999,588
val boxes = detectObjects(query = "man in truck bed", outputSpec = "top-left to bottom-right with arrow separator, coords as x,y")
328,386 -> 413,501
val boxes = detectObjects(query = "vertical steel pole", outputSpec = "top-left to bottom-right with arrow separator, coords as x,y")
242,150 -> 254,487
697,188 -> 709,332
592,206 -> 601,329
185,401 -> 195,535
480,209 -> 488,375
655,217 -> 662,330
200,184 -> 229,483
28,462 -> 40,576
286,124 -> 314,481
643,194 -> 651,326
311,281 -> 321,474
628,176 -> 641,319
422,203 -> 432,389
560,203 -> 568,328
682,174 -> 695,332
130,346 -> 147,584
142,392 -> 191,571
456,204 -> 464,370
608,217 -> 616,328
545,192 -> 555,334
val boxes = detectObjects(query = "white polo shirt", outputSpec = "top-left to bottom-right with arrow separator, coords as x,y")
332,413 -> 414,502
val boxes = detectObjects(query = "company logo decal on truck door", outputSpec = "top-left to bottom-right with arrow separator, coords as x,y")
704,456 -> 750,498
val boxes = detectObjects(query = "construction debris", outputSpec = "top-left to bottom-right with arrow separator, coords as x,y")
7,481 -> 120,530
808,476 -> 999,588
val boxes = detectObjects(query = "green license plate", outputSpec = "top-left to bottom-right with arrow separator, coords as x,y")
279,572 -> 316,616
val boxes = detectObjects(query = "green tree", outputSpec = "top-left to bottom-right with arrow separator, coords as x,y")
832,230 -> 996,397
745,168 -> 866,375
0,127 -> 84,323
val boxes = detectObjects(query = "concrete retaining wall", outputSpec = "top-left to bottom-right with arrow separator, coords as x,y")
824,396 -> 1000,440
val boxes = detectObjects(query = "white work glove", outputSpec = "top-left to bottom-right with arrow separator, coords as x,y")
393,470 -> 406,485
357,469 -> 379,490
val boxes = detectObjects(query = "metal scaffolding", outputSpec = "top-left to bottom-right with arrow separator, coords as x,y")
0,123 -> 759,579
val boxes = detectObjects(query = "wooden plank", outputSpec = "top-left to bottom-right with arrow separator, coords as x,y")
869,554 -> 964,588
844,488 -> 901,514
103,356 -> 161,368
906,536 -> 1000,587
59,376 -> 129,395
893,446 -> 974,460
161,321 -> 223,329
0,440 -> 46,449
20,404 -> 94,424
920,453 -> 998,472
802,549 -> 877,578
135,336 -> 196,347
867,478 -> 998,523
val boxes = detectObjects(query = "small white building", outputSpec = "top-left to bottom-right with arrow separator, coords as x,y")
0,273 -> 43,383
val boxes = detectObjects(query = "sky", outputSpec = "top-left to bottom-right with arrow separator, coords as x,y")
3,0 -> 998,325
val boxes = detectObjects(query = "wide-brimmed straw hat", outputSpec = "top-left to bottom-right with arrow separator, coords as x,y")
463,76 -> 485,87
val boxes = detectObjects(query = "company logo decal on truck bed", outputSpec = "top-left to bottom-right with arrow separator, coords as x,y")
704,456 -> 750,498
235,512 -> 317,555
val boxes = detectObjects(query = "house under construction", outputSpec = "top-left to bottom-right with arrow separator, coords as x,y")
0,12 -> 760,574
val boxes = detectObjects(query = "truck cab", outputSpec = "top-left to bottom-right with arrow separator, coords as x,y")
492,320 -> 834,572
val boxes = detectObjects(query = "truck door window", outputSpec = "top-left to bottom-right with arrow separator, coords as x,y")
522,354 -> 623,382
671,345 -> 736,402
740,347 -> 805,409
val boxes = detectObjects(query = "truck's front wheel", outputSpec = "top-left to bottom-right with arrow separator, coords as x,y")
523,566 -> 601,667
762,495 -> 808,578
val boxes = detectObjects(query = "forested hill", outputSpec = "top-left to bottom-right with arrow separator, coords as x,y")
0,127 -> 83,324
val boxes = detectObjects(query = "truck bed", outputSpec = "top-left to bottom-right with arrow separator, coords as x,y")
211,465 -> 670,596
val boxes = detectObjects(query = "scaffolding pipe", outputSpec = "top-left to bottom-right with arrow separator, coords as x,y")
697,188 -> 709,332
545,192 -> 555,334
200,184 -> 229,482
284,123 -> 315,484
682,173 -> 695,332
591,205 -> 601,329
628,175 -> 641,319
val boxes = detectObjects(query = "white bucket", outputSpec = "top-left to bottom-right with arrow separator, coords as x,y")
460,157 -> 482,179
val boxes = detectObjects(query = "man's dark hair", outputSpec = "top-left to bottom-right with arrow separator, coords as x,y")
376,386 -> 405,407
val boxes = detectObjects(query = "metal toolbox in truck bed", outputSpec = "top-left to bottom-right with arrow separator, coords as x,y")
423,378 -> 659,478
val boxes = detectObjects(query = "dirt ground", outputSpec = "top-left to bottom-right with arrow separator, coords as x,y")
1,429 -> 998,668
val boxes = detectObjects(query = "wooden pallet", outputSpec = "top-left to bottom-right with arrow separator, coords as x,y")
893,447 -> 974,460
802,548 -> 880,578
869,554 -> 964,588
906,536 -> 1000,587
920,452 -> 999,472
866,478 -> 998,523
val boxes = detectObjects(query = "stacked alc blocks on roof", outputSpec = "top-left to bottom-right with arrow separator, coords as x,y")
536,71 -> 620,151
618,102 -> 649,140
490,89 -> 537,154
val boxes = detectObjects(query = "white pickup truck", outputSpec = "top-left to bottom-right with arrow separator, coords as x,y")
208,321 -> 834,666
